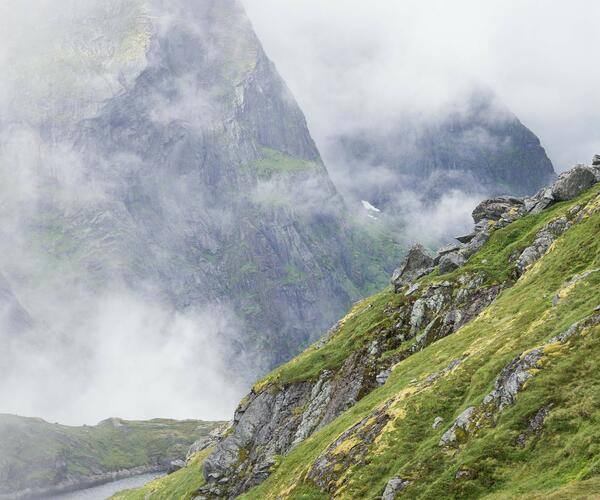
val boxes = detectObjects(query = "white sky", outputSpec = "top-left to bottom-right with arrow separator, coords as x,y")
243,0 -> 600,171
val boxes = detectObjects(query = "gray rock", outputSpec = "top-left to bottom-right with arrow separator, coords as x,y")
515,217 -> 571,276
439,252 -> 466,274
432,416 -> 444,430
592,154 -> 600,166
167,460 -> 186,474
472,196 -> 525,224
382,477 -> 411,499
439,406 -> 476,446
376,369 -> 392,386
437,243 -> 462,256
524,187 -> 555,213
456,233 -> 476,244
391,245 -> 434,291
551,165 -> 597,201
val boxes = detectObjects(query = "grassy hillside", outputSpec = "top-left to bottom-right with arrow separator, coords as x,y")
0,415 -> 222,496
111,448 -> 213,500
113,183 -> 600,498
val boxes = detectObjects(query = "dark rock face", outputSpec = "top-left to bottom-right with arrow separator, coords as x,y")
327,90 -> 555,228
5,0 -> 394,376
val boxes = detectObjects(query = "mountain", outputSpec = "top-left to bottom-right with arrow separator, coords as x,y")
0,414 -> 223,499
326,90 -> 556,234
122,158 -> 600,498
0,0 -> 397,401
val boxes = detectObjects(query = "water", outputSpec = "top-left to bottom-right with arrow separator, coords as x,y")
46,472 -> 164,500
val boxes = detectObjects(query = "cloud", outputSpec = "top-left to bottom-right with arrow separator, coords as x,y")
0,289 -> 245,425
242,0 -> 600,170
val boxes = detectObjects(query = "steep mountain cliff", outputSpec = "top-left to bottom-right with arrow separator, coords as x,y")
124,158 -> 600,499
0,0 -> 396,398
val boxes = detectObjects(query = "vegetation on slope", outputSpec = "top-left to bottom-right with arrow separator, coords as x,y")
111,448 -> 213,500
243,186 -> 600,498
0,415 -> 222,495
114,185 -> 600,499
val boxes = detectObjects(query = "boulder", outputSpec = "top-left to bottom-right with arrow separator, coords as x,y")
382,477 -> 411,499
551,165 -> 597,201
432,416 -> 444,430
524,187 -> 555,213
438,252 -> 466,274
455,233 -> 476,244
472,196 -> 525,224
167,460 -> 186,474
391,245 -> 434,291
592,154 -> 600,166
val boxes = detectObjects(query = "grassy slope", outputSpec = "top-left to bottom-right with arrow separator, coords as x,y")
111,448 -> 213,500
0,416 -> 222,492
117,184 -> 600,499
244,186 -> 600,499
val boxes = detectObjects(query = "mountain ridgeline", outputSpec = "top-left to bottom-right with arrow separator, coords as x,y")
117,158 -> 600,499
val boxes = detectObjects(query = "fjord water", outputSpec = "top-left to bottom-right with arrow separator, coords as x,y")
47,473 -> 163,500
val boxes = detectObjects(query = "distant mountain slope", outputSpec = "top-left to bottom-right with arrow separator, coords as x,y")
0,415 -> 222,499
134,159 -> 600,499
326,90 -> 555,234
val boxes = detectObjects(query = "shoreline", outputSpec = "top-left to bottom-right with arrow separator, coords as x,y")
0,465 -> 167,500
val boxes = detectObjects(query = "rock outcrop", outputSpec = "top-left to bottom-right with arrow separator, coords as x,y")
197,160 -> 600,498
391,244 -> 434,291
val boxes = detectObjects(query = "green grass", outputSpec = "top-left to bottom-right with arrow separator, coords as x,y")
241,188 -> 600,499
253,184 -> 600,391
111,448 -> 213,500
250,148 -> 323,179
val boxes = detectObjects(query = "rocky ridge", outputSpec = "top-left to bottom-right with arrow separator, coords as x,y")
195,158 -> 600,498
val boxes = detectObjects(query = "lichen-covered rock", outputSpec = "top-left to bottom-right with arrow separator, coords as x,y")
515,217 -> 572,276
439,406 -> 476,445
472,196 -> 525,224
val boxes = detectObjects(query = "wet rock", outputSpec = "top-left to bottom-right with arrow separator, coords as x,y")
551,165 -> 598,201
472,196 -> 525,224
391,245 -> 434,291
432,416 -> 444,430
382,477 -> 412,499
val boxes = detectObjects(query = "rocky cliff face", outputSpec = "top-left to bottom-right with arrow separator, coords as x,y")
0,0 -> 395,387
196,158 -> 600,499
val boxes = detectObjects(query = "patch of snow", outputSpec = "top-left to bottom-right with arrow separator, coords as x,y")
361,200 -> 381,213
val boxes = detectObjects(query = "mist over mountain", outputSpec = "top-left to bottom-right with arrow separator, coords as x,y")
0,0 -> 395,424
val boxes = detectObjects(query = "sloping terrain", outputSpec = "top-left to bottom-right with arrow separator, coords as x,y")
124,160 -> 600,498
0,415 -> 222,499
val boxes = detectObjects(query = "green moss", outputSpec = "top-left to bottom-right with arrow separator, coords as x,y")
250,148 -> 323,179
